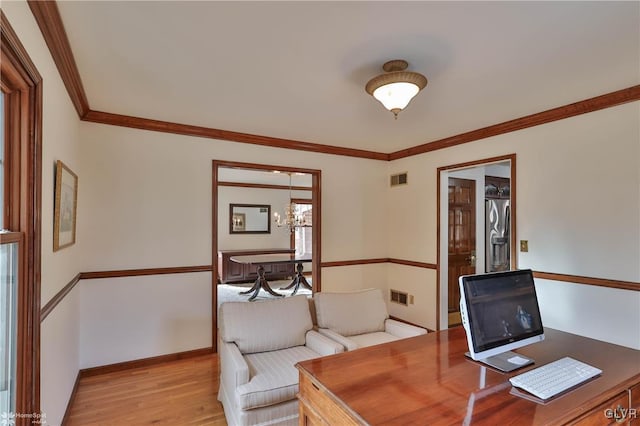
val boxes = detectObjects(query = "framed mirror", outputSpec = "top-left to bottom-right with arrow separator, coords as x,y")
229,203 -> 271,234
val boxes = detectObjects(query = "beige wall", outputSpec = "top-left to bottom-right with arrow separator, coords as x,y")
77,100 -> 640,373
387,102 -> 640,347
79,273 -> 211,368
77,121 -> 389,368
77,123 -> 389,270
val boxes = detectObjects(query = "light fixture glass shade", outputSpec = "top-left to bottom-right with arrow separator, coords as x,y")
372,81 -> 420,111
365,60 -> 427,118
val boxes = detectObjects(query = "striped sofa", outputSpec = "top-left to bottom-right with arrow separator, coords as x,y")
314,288 -> 427,351
217,295 -> 343,426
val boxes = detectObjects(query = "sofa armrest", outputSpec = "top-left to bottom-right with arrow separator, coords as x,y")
385,319 -> 427,338
317,328 -> 359,351
305,330 -> 345,356
219,339 -> 250,390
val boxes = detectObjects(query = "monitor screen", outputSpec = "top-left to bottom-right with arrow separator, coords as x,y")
459,269 -> 544,361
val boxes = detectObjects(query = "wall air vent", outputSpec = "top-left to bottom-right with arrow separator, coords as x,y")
390,172 -> 408,187
390,289 -> 409,306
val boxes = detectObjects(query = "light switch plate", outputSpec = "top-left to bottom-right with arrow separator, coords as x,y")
520,240 -> 529,252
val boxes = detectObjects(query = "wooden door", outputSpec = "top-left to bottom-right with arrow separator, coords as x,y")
448,178 -> 476,327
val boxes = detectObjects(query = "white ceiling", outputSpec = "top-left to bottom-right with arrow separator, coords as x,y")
57,1 -> 639,154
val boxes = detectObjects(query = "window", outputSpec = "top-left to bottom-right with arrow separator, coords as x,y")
1,91 -> 19,417
292,202 -> 312,258
1,93 -> 3,223
1,11 -> 43,420
0,235 -> 19,416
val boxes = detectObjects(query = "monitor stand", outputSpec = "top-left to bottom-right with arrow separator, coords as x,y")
465,351 -> 534,372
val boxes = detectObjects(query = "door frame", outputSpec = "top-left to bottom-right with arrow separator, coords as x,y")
212,160 -> 321,352
436,154 -> 517,331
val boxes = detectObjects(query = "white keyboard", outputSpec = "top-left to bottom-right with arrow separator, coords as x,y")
509,357 -> 601,400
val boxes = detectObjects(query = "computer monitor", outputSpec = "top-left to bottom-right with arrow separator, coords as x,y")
459,269 -> 544,372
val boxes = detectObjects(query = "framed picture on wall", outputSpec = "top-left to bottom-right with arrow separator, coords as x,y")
229,203 -> 271,234
53,160 -> 78,251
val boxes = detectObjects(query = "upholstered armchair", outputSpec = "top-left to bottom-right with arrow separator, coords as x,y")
314,288 -> 427,351
218,295 -> 343,426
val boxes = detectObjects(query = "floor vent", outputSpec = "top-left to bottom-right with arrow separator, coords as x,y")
390,289 -> 408,306
390,172 -> 408,187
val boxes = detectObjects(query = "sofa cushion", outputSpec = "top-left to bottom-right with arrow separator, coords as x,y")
219,295 -> 313,354
349,331 -> 400,349
314,289 -> 388,336
237,346 -> 319,410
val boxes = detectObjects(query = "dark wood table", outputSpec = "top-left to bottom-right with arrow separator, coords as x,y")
297,327 -> 640,425
230,254 -> 312,301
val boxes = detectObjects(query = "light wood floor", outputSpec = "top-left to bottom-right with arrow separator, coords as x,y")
67,354 -> 228,425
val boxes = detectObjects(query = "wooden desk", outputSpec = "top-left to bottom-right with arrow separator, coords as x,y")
231,254 -> 312,301
297,327 -> 640,425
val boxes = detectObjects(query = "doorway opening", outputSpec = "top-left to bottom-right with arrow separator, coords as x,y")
212,161 -> 321,351
438,154 -> 516,330
447,177 -> 477,327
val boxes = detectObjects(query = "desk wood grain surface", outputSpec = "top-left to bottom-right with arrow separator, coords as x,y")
297,327 -> 640,425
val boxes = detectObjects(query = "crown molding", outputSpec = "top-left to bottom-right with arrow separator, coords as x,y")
27,0 -> 90,117
389,85 -> 640,160
83,110 -> 389,160
27,2 -> 640,161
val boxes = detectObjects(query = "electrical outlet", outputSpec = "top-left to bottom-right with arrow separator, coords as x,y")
520,240 -> 529,252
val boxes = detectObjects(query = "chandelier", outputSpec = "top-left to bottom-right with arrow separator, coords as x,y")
273,172 -> 312,233
365,59 -> 427,119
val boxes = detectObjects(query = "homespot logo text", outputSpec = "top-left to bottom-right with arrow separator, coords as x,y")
1,411 -> 47,425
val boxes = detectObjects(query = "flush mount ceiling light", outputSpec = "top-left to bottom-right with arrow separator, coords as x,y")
365,59 -> 428,119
